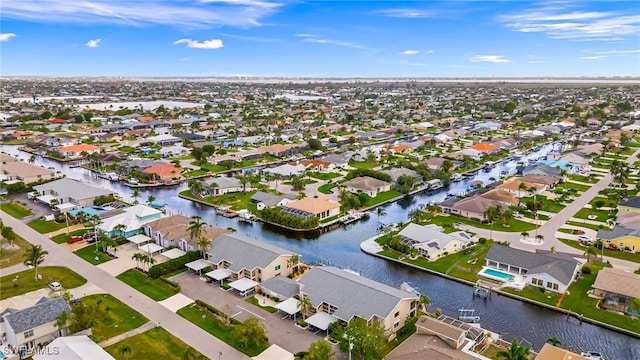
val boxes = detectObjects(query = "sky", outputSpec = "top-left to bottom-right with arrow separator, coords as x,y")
1,1 -> 639,77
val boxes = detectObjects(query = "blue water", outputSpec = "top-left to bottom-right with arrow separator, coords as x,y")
481,268 -> 515,281
68,206 -> 108,216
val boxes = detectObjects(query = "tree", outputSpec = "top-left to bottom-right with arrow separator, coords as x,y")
345,317 -> 388,360
132,189 -> 140,204
231,317 -> 268,348
23,244 -> 48,281
520,231 -> 529,240
55,310 -> 69,336
484,205 -> 502,240
546,336 -> 561,347
287,254 -> 300,273
307,340 -> 336,360
290,176 -> 306,191
1,224 -> 16,247
584,246 -> 598,262
298,297 -> 313,319
147,195 -> 156,204
197,237 -> 211,258
518,182 -> 528,198
496,339 -> 530,360
628,298 -> 640,319
376,206 -> 387,226
535,234 -> 544,243
501,209 -> 514,228
307,138 -> 323,150
418,293 -> 431,313
441,159 -> 453,173
188,215 -> 207,243
118,344 -> 132,360
238,175 -> 250,192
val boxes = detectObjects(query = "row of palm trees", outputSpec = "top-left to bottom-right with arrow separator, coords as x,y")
131,252 -> 156,272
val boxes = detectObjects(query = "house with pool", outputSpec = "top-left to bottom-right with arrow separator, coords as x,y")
480,245 -> 580,294
96,204 -> 163,238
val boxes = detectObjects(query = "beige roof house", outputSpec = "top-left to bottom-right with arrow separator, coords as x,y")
281,196 -> 341,220
497,179 -> 545,195
479,189 -> 519,205
592,267 -> 640,299
519,174 -> 560,187
343,176 -> 391,197
1,159 -> 57,184
145,214 -> 229,251
535,343 -> 589,360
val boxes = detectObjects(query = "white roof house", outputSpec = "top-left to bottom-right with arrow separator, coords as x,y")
398,223 -> 474,260
33,335 -> 114,360
97,204 -> 163,236
264,164 -> 306,177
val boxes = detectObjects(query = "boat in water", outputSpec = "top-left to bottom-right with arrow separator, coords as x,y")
400,282 -> 420,294
580,351 -> 605,360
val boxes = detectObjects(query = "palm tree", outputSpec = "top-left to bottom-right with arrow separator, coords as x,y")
518,182 -> 527,198
628,298 -> 640,319
131,253 -> 143,269
188,215 -> 207,243
23,244 -> 48,281
287,254 -> 300,273
520,231 -> 529,240
147,195 -> 156,204
484,205 -> 502,240
197,237 -> 211,258
501,210 -> 514,228
55,310 -> 69,336
118,344 -> 132,360
188,179 -> 205,198
418,293 -> 431,313
297,297 -> 313,320
239,175 -> 250,192
496,339 -> 530,360
546,336 -> 562,347
535,234 -> 544,243
584,246 -> 598,262
376,206 -> 387,226
132,189 -> 140,204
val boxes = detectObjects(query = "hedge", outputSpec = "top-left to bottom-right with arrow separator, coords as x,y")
4,177 -> 61,195
195,300 -> 240,325
148,251 -> 201,279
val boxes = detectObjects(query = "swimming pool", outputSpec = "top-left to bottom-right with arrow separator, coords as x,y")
479,267 -> 515,282
69,206 -> 108,217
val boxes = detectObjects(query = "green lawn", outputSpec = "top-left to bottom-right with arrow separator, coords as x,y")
588,197 -> 618,208
81,294 -> 149,341
403,242 -> 492,282
431,215 -> 537,233
0,266 -> 87,300
246,296 -> 278,313
117,269 -> 178,301
0,233 -> 31,269
573,208 -> 613,222
178,302 -> 269,356
27,218 -> 69,233
568,174 -> 600,184
51,228 -> 91,244
565,221 -> 606,231
105,327 -> 207,359
348,160 -> 378,170
519,195 -> 565,213
0,201 -> 34,218
559,182 -> 591,192
317,183 -> 335,194
74,245 -> 113,265
179,189 -> 257,211
364,189 -> 403,207
558,238 -> 640,263
309,172 -> 341,180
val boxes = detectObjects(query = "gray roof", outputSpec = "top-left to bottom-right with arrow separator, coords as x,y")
399,223 -> 472,253
597,225 -> 639,240
486,245 -> 579,285
321,152 -> 352,165
206,233 -> 293,273
203,176 -> 242,189
522,164 -> 561,178
259,276 -> 300,298
298,266 -> 418,322
382,168 -> 420,182
33,178 -> 114,201
251,191 -> 293,207
2,297 -> 71,333
619,196 -> 640,209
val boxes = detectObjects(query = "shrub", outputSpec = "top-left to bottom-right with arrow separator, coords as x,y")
581,265 -> 592,275
478,237 -> 487,244
148,251 -> 201,279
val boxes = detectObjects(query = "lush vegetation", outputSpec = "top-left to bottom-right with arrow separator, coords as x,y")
0,200 -> 33,218
74,245 -> 113,265
344,169 -> 392,183
76,294 -> 149,341
432,214 -> 536,232
105,327 -> 207,359
117,269 -> 179,301
0,266 -> 87,299
148,251 -> 201,279
261,206 -> 320,230
0,230 -> 31,269
27,217 -> 69,233
246,296 -> 278,313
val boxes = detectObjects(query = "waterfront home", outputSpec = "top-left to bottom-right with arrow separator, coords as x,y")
398,223 -> 474,260
145,134 -> 182,146
442,196 -> 505,220
57,143 -> 99,158
297,266 -> 419,339
496,179 -> 545,197
618,196 -> 640,213
281,196 -> 340,220
591,267 -> 640,314
257,276 -> 300,301
424,157 -> 453,172
386,316 -> 482,360
321,152 -> 352,168
296,159 -> 335,172
33,335 -> 115,360
32,177 -> 115,208
0,154 -> 57,184
97,204 -> 163,238
596,225 -> 640,253
263,163 -> 306,177
250,191 -> 296,211
478,189 -> 520,206
205,233 -> 297,284
382,168 -> 423,185
0,297 -> 71,353
142,163 -> 182,181
145,214 -> 229,252
536,343 -> 590,360
521,164 -> 562,179
518,174 -> 560,189
343,176 -> 391,197
483,245 -> 580,293
201,176 -> 244,196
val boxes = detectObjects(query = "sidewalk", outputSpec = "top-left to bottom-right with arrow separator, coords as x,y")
98,321 -> 156,348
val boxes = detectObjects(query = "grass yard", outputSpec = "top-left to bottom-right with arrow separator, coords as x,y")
431,214 -> 537,233
565,221 -> 606,231
558,238 -> 640,263
588,197 -> 618,208
573,208 -> 613,223
178,302 -> 269,356
317,183 -> 335,194
559,182 -> 591,192
519,195 -> 565,213
0,266 -> 87,300
0,201 -> 34,218
81,294 -> 149,340
105,327 -> 207,359
51,228 -> 91,244
364,189 -> 403,207
309,172 -> 341,181
27,218 -> 68,234
568,174 -> 600,184
74,245 -> 113,265
403,242 -> 492,282
0,233 -> 31,269
348,160 -> 378,170
246,296 -> 278,313
117,269 -> 178,301
179,189 -> 256,211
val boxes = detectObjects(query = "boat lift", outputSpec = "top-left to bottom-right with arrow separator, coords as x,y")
458,309 -> 480,323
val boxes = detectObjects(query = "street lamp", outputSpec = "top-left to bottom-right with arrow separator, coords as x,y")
218,351 -> 222,360
343,334 -> 353,360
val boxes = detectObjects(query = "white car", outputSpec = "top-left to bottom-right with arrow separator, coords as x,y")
48,282 -> 62,291
577,235 -> 593,243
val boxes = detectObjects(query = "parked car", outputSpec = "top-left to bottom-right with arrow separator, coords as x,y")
48,282 -> 62,291
577,235 -> 593,243
513,212 -> 524,219
66,236 -> 83,244
83,232 -> 95,240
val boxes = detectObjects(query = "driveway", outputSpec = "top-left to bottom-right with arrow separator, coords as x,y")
0,282 -> 104,311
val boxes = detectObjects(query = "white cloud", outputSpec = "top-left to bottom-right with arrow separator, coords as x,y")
0,33 -> 17,42
85,39 -> 101,48
0,0 -> 282,28
470,55 -> 512,64
594,49 -> 640,55
174,38 -> 224,49
401,50 -> 419,55
295,34 -> 366,50
581,56 -> 604,60
378,9 -> 433,18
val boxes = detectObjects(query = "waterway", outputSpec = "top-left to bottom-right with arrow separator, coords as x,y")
3,144 -> 638,359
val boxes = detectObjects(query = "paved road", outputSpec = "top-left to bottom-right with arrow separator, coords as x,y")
0,211 -> 249,360
476,149 -> 640,270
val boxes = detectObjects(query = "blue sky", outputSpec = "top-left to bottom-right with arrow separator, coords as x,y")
1,1 -> 639,77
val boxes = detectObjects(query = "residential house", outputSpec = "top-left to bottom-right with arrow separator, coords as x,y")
472,121 -> 501,133
297,159 -> 335,172
145,134 -> 182,146
522,164 -> 562,179
297,266 -> 419,339
398,223 -> 474,260
0,297 -> 71,353
145,214 -> 229,252
591,267 -> 640,314
382,168 -> 423,185
32,178 -> 115,209
484,245 -> 580,293
470,143 -> 500,154
343,176 -> 391,197
596,225 -> 640,253
57,144 -> 99,158
263,163 -> 306,177
518,174 -> 560,189
0,154 -> 57,184
618,196 -> 640,213
251,191 -> 296,211
97,204 -> 163,238
201,176 -> 245,196
496,179 -> 545,198
33,335 -> 115,360
206,233 -> 296,282
257,276 -> 300,301
142,163 -> 182,181
478,189 -> 519,206
424,158 -> 453,172
321,152 -> 352,168
442,196 -> 504,220
281,196 -> 341,220
536,344 -> 590,360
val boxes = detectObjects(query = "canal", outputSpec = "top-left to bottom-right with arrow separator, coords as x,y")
3,144 -> 638,359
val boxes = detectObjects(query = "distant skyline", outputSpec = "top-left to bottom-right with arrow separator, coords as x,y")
1,1 -> 639,77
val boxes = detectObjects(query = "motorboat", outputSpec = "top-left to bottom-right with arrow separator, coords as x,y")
580,351 -> 605,360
